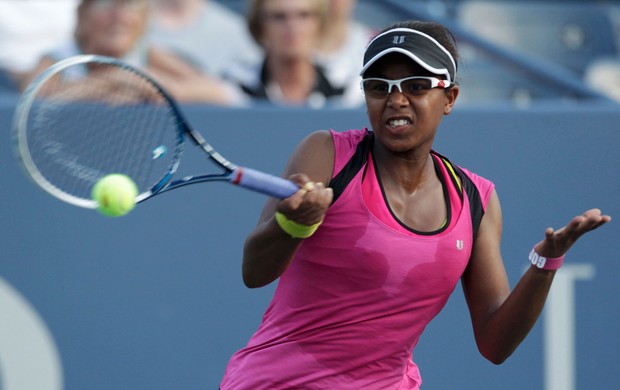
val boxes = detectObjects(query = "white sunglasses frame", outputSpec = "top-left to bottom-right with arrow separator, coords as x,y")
360,76 -> 451,97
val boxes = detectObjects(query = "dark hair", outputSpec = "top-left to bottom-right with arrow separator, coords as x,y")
377,20 -> 459,78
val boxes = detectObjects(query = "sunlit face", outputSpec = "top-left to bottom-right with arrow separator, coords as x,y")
259,0 -> 322,60
364,53 -> 458,154
76,0 -> 149,58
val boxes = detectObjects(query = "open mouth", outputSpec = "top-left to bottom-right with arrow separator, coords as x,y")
388,118 -> 412,128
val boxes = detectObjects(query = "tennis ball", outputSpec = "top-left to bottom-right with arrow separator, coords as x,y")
91,174 -> 138,217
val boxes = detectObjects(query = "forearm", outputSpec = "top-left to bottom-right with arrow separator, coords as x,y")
240,135 -> 335,288
242,215 -> 303,288
467,198 -> 609,364
476,266 -> 556,364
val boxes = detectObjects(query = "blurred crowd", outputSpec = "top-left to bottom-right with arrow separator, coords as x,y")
0,0 -> 375,108
2,0 -> 619,107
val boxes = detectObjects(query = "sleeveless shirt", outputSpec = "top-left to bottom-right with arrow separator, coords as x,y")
221,129 -> 495,389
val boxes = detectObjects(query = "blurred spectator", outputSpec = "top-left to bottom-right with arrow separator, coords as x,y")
149,0 -> 261,77
226,0 -> 352,108
315,0 -> 373,107
23,0 -> 242,105
0,0 -> 78,91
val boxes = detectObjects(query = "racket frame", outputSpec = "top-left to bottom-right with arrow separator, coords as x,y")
14,55 -> 298,209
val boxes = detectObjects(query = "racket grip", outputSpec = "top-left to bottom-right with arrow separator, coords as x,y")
232,167 -> 299,199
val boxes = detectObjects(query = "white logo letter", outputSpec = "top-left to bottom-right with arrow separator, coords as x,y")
392,35 -> 405,44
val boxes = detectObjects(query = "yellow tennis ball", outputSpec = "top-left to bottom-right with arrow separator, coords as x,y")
91,174 -> 138,217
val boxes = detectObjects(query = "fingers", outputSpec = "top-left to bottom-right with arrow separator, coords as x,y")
538,208 -> 611,258
547,209 -> 611,238
582,208 -> 612,228
544,227 -> 555,240
287,173 -> 312,188
278,177 -> 333,225
564,209 -> 611,236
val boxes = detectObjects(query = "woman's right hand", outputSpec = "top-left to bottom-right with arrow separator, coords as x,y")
276,173 -> 333,227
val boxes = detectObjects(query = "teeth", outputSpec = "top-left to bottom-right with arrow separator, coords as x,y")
389,119 -> 410,126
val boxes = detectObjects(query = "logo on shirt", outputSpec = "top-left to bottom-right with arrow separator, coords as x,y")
456,240 -> 464,251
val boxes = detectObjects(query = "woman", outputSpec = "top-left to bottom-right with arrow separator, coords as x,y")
227,0 -> 347,108
23,0 -> 151,87
220,20 -> 611,389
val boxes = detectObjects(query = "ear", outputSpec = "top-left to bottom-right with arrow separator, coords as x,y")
443,85 -> 459,115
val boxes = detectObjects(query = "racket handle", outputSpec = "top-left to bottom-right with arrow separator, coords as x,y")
232,167 -> 299,199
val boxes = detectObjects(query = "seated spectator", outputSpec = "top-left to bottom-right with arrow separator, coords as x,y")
226,0 -> 352,108
24,0 -> 242,106
0,0 -> 78,92
315,0 -> 373,107
149,0 -> 262,77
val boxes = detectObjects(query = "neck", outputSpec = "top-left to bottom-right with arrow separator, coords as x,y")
373,144 -> 436,193
266,57 -> 316,103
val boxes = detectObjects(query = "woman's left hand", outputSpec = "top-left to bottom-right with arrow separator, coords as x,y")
534,208 -> 611,258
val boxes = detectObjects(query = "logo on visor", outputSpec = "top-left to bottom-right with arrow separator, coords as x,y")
438,80 -> 446,88
392,35 -> 406,44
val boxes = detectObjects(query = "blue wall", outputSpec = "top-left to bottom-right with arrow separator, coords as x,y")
1,100 -> 618,389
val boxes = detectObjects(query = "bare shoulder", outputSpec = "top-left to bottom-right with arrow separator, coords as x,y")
297,130 -> 334,152
284,130 -> 335,185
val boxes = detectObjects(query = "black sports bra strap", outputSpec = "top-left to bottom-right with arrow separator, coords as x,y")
433,151 -> 485,238
454,165 -> 484,238
328,133 -> 484,240
328,131 -> 374,204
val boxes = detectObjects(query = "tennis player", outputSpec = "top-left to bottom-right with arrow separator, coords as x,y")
220,20 -> 611,389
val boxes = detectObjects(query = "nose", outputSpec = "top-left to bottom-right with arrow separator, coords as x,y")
387,86 -> 408,107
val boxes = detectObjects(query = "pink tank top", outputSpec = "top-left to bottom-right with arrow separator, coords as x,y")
221,129 -> 494,389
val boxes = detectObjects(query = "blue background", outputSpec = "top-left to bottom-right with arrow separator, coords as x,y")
1,100 -> 618,389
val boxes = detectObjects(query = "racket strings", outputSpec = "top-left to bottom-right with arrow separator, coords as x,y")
129,77 -> 173,190
23,62 -> 180,203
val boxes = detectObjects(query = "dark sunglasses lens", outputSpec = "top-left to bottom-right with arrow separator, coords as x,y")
363,80 -> 390,97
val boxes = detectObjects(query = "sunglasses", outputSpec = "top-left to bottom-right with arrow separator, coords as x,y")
263,10 -> 318,23
361,76 -> 451,98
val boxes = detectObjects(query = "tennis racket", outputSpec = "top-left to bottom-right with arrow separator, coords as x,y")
13,55 -> 299,209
